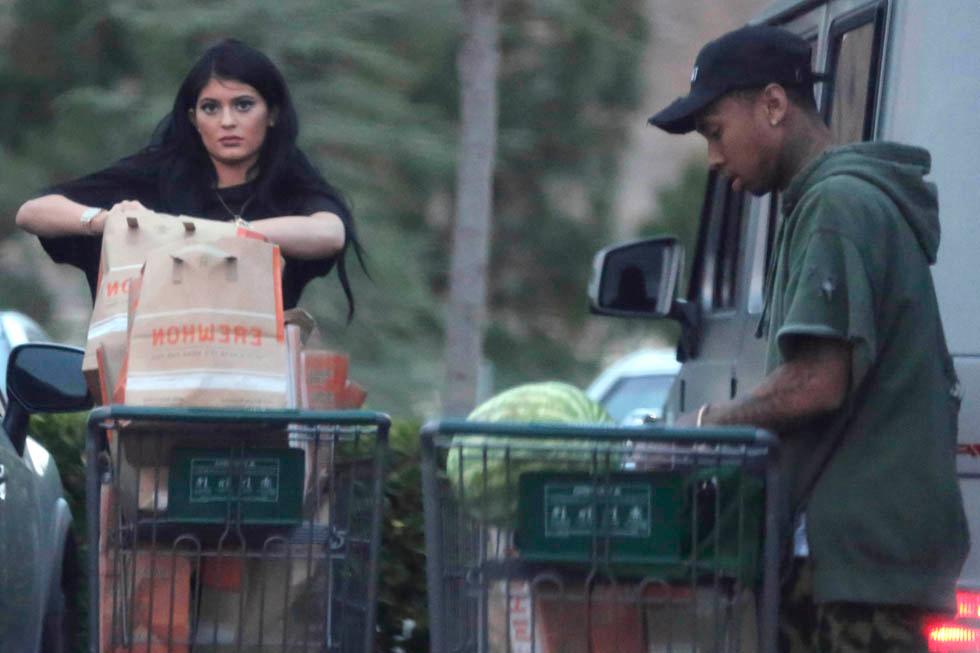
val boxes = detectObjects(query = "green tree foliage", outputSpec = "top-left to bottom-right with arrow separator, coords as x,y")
485,0 -> 647,381
0,1 -> 133,235
26,413 -> 88,520
638,156 -> 708,272
0,0 -> 648,416
377,419 -> 429,652
0,251 -> 54,325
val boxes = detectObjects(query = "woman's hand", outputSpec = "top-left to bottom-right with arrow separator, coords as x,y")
98,200 -> 148,234
245,212 -> 346,259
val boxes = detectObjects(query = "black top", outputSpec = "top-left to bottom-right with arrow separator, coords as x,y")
39,160 -> 345,310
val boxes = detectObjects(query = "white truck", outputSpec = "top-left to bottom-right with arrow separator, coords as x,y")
590,0 -> 980,649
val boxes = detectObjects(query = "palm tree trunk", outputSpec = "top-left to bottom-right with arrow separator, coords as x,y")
443,0 -> 500,416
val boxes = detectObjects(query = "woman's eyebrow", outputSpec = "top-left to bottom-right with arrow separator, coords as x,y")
197,93 -> 256,103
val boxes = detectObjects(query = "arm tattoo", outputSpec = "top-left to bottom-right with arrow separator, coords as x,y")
706,338 -> 850,433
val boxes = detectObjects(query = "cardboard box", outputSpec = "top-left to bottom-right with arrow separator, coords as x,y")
299,350 -> 348,409
101,547 -> 191,653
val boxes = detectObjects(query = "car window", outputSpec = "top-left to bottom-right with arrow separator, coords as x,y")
759,9 -> 885,305
712,187 -> 746,310
690,172 -> 746,313
823,3 -> 887,144
601,374 -> 676,423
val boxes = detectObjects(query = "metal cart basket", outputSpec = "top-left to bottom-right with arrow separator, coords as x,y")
421,420 -> 781,653
86,406 -> 389,653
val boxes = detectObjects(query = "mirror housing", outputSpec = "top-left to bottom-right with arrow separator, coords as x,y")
588,236 -> 701,357
3,343 -> 91,456
588,237 -> 682,318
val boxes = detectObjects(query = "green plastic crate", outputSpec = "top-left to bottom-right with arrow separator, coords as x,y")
515,471 -> 685,565
167,447 -> 305,525
515,467 -> 764,581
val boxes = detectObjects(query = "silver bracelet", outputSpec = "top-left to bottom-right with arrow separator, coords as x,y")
696,403 -> 711,427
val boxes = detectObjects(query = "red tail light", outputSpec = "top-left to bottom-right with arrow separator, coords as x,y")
959,592 -> 980,620
926,590 -> 980,652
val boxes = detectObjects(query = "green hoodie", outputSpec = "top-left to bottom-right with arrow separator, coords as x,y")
762,142 -> 968,611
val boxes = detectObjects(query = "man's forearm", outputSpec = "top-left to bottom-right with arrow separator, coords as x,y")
699,338 -> 850,432
705,366 -> 826,431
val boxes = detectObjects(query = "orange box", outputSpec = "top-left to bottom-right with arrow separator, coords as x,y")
201,557 -> 245,592
101,550 -> 191,653
336,380 -> 368,409
300,350 -> 349,409
132,553 -> 191,646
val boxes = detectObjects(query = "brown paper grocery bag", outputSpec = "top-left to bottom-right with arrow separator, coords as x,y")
84,210 -> 247,402
118,237 -> 287,409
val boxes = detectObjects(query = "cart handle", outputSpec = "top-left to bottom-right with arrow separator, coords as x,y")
422,418 -> 779,448
88,405 -> 391,428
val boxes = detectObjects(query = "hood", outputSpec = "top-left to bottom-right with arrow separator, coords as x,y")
783,142 -> 940,263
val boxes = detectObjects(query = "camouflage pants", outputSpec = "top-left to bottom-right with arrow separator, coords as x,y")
779,558 -> 929,653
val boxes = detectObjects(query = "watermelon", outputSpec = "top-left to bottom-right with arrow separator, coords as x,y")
467,381 -> 613,423
445,381 -> 619,525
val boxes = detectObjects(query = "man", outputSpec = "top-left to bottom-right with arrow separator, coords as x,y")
648,25 -> 968,651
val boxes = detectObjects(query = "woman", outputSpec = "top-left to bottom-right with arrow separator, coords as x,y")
16,38 -> 363,314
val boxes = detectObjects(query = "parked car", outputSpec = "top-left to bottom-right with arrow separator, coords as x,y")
0,311 -> 91,653
585,347 -> 679,424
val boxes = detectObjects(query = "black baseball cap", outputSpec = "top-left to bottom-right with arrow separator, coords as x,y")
649,24 -> 824,134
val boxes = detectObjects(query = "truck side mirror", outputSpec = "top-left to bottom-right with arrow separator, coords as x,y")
3,343 -> 91,455
588,237 -> 684,317
588,236 -> 701,358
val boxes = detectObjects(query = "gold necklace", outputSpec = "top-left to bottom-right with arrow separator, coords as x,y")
215,189 -> 255,222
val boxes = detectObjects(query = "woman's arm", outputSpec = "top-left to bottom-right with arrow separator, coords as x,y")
247,212 -> 346,260
19,195 -> 346,259
17,194 -> 104,237
16,195 -> 147,237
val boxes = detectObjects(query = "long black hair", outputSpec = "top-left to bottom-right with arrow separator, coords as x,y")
150,39 -> 364,318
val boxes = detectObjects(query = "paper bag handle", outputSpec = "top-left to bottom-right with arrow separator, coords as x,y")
169,244 -> 237,284
169,243 -> 238,263
125,214 -> 200,233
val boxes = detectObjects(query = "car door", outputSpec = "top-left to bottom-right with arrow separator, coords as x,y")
0,330 -> 44,650
665,172 -> 758,418
0,425 -> 44,649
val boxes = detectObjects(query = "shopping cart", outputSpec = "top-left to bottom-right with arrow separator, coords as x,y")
421,420 -> 782,653
85,406 -> 389,653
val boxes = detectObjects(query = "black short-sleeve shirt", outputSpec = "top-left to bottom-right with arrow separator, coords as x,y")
39,162 -> 345,309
